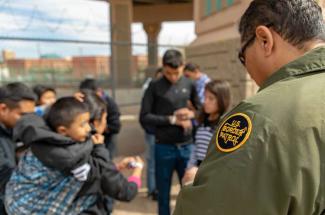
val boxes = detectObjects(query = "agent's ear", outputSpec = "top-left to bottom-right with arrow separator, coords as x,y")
255,25 -> 274,57
57,126 -> 68,136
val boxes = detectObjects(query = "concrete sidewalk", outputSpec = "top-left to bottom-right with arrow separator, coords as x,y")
113,184 -> 180,215
112,105 -> 181,215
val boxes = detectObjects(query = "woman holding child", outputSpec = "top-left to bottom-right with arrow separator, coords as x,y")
5,91 -> 143,214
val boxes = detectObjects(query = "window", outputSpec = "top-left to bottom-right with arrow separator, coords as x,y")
216,0 -> 222,11
227,0 -> 234,6
202,0 -> 238,18
205,0 -> 212,16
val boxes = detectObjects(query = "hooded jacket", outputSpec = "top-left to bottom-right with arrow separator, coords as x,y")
0,124 -> 15,214
10,114 -> 138,215
13,113 -> 93,174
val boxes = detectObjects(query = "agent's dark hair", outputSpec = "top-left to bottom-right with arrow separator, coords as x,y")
239,0 -> 325,48
0,82 -> 36,109
79,78 -> 100,92
33,85 -> 56,105
81,89 -> 107,123
162,49 -> 183,69
184,63 -> 200,72
198,80 -> 231,125
45,97 -> 89,131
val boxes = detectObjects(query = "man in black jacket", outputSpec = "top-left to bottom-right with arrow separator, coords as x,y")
0,83 -> 36,214
140,49 -> 200,215
8,97 -> 140,215
79,78 -> 121,158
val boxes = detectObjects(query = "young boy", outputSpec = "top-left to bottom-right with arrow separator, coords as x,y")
5,96 -> 142,214
0,83 -> 36,214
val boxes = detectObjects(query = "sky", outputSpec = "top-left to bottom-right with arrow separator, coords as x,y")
0,0 -> 196,58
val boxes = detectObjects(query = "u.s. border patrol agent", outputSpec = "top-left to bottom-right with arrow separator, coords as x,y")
173,0 -> 325,214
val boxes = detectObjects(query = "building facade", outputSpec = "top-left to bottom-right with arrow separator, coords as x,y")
187,0 -> 257,107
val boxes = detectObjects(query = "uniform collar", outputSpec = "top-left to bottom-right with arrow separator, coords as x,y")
259,46 -> 325,91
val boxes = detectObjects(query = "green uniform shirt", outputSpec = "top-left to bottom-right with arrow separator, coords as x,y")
173,47 -> 325,215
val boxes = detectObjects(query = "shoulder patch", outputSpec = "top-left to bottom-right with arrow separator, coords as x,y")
216,113 -> 252,153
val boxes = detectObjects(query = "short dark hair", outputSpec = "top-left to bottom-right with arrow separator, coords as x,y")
79,78 -> 99,91
184,63 -> 200,72
239,0 -> 325,48
0,82 -> 36,109
45,97 -> 89,131
33,85 -> 56,102
162,49 -> 184,69
81,89 -> 107,123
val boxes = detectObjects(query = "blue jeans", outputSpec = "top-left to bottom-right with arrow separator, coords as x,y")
155,143 -> 193,215
145,133 -> 156,194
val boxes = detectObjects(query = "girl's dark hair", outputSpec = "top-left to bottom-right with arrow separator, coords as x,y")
33,85 -> 56,105
198,80 -> 231,125
79,78 -> 99,92
80,89 -> 107,123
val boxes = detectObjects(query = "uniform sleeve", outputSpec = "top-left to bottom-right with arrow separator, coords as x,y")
173,112 -> 297,215
140,82 -> 170,126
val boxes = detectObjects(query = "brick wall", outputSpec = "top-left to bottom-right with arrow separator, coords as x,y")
186,37 -> 258,107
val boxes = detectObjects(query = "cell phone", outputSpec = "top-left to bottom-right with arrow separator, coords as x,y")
127,161 -> 142,169
90,124 -> 97,135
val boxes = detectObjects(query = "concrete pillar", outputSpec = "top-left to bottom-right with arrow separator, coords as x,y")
143,23 -> 162,68
109,0 -> 133,87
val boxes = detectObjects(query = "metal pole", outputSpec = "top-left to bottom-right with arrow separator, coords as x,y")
108,1 -> 116,100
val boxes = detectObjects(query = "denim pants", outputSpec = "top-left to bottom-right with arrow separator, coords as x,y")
155,143 -> 193,215
145,132 -> 156,194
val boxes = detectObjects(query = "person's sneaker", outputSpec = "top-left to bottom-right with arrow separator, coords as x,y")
148,190 -> 158,201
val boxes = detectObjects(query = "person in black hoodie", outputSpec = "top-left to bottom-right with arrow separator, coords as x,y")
0,83 -> 36,215
79,78 -> 121,159
5,95 -> 142,215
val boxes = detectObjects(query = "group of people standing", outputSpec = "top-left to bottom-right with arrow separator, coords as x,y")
140,49 -> 231,215
3,0 -> 325,214
0,79 -> 143,215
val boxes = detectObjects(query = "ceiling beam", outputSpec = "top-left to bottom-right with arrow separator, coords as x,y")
133,3 -> 193,23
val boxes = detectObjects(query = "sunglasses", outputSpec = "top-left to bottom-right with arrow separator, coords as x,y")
238,24 -> 273,66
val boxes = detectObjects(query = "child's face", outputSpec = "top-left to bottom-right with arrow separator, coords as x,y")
39,91 -> 56,106
204,90 -> 218,115
93,112 -> 107,135
63,112 -> 91,142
